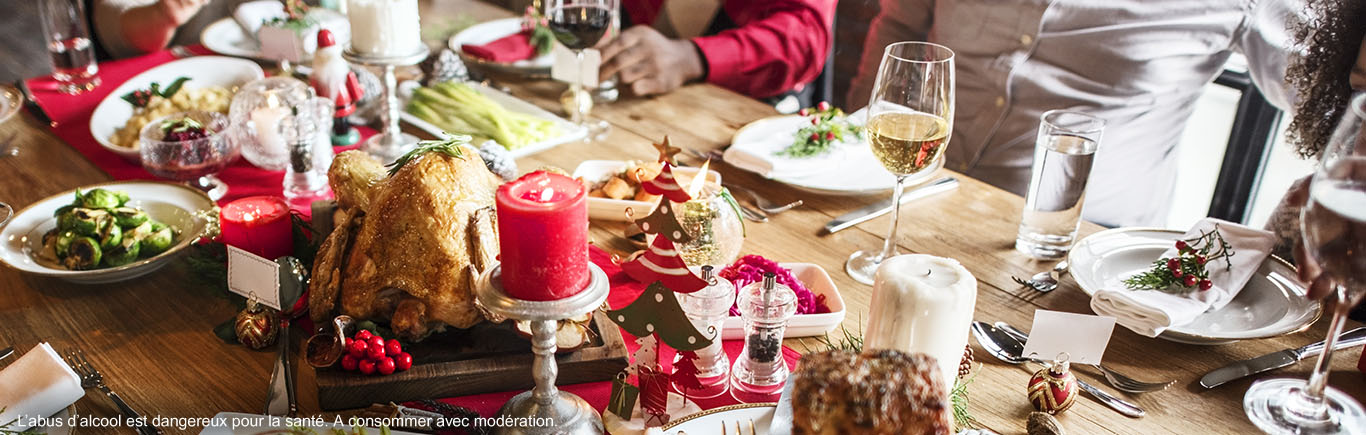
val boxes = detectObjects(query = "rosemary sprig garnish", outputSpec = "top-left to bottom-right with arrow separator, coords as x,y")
1123,225 -> 1235,294
386,134 -> 471,176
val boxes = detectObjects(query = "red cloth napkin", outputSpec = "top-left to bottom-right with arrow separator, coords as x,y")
461,32 -> 537,63
24,46 -> 374,215
420,246 -> 802,418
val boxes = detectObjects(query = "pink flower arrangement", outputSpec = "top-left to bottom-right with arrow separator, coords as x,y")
719,255 -> 830,316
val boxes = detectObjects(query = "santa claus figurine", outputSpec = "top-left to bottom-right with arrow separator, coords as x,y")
310,29 -> 363,146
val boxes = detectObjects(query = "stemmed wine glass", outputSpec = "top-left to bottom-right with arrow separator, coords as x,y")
1243,92 -> 1366,433
545,0 -> 614,140
845,41 -> 955,285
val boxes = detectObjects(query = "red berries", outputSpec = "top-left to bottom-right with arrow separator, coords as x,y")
817,101 -> 830,111
338,329 -> 412,376
824,131 -> 835,141
809,133 -> 820,142
798,108 -> 809,117
1175,240 -> 1189,251
1195,255 -> 1206,265
1172,269 -> 1183,278
1198,279 -> 1213,291
1166,258 -> 1180,270
1183,275 -> 1198,287
810,117 -> 820,125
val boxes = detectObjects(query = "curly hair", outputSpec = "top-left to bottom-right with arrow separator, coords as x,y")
1285,0 -> 1366,159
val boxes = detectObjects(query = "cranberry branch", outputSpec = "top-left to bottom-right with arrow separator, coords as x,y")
1123,226 -> 1235,294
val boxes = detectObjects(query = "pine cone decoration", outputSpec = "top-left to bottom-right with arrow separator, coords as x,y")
477,141 -> 519,181
234,301 -> 280,350
958,344 -> 974,379
420,49 -> 468,86
352,66 -> 383,107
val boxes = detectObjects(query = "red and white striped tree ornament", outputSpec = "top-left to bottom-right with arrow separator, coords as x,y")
640,162 -> 693,203
621,236 -> 708,293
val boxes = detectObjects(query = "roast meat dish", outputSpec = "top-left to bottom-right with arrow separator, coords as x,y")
310,147 -> 502,340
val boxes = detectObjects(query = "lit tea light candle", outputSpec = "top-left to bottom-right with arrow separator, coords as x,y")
249,93 -> 289,160
220,196 -> 293,260
346,0 -> 423,57
495,171 -> 589,301
865,254 -> 978,393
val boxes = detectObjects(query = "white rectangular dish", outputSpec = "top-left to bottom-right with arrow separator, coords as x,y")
397,81 -> 587,158
722,262 -> 846,340
571,160 -> 721,222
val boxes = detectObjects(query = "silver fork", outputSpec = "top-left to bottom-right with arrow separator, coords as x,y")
1010,261 -> 1069,292
65,351 -> 162,435
723,183 -> 803,214
721,418 -> 755,435
996,323 -> 1175,393
169,45 -> 194,59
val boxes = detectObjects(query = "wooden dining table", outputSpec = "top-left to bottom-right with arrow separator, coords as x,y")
1,1 -> 1363,433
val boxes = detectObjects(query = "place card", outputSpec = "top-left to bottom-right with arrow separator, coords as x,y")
1021,310 -> 1116,366
227,245 -> 282,310
552,44 -> 601,88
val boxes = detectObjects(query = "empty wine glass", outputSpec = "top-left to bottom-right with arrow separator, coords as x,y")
139,111 -> 240,200
546,0 -> 615,140
845,41 -> 955,285
1243,92 -> 1366,433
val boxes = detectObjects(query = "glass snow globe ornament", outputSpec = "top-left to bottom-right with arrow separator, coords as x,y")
731,272 -> 796,400
674,265 -> 736,398
676,184 -> 744,268
229,77 -> 334,203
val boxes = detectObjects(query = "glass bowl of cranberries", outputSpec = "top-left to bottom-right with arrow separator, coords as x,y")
139,111 -> 239,200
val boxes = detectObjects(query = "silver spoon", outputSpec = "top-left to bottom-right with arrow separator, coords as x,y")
971,321 -> 1146,418
996,322 -> 1175,393
1012,261 -> 1069,292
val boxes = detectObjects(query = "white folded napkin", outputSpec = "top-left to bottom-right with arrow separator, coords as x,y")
1090,218 -> 1278,337
723,109 -> 866,179
233,1 -> 288,40
0,343 -> 85,431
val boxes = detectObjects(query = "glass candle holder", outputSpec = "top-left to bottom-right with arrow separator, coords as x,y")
674,265 -> 736,399
676,187 -> 744,268
731,272 -> 796,398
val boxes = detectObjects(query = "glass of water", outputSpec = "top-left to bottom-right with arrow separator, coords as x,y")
1015,110 -> 1105,259
38,0 -> 100,94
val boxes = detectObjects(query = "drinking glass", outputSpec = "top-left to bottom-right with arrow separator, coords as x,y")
38,0 -> 100,94
1015,110 -> 1105,259
1243,92 -> 1366,433
140,111 -> 240,200
0,202 -> 12,227
591,4 -> 621,104
845,41 -> 955,285
546,0 -> 614,140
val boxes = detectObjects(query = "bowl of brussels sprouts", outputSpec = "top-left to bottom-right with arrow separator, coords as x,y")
0,181 -> 218,284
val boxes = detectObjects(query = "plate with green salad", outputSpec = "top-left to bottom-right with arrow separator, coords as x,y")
0,182 -> 218,284
398,80 -> 587,158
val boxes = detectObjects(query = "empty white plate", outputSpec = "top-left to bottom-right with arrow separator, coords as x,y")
1069,228 -> 1320,345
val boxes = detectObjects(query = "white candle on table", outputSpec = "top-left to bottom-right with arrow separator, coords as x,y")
865,254 -> 978,393
346,0 -> 423,57
0,343 -> 85,431
250,94 -> 290,160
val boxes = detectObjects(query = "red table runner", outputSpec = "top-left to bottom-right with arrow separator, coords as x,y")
24,46 -> 373,211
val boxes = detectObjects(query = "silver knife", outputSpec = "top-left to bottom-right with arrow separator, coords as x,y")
13,80 -> 54,126
823,177 -> 959,234
766,376 -> 797,435
0,346 -> 12,360
1200,327 -> 1366,389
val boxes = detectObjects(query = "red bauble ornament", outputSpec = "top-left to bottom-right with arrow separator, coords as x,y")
1027,360 -> 1078,415
234,301 -> 280,350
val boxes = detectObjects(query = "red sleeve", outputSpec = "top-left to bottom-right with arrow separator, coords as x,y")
690,0 -> 835,99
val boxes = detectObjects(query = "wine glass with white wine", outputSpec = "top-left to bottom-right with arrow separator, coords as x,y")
1243,92 -> 1366,433
845,41 -> 955,285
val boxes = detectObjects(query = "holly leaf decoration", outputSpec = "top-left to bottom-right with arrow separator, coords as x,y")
120,76 -> 192,108
386,134 -> 471,176
530,25 -> 555,56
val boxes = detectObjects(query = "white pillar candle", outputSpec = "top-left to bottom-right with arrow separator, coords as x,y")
865,254 -> 978,393
346,0 -> 423,57
0,343 -> 85,431
250,102 -> 290,162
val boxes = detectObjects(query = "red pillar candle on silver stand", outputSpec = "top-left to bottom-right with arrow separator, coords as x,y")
495,171 -> 589,300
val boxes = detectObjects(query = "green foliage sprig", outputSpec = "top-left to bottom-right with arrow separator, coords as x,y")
1123,226 -> 1235,294
120,77 -> 191,108
779,102 -> 863,158
386,135 -> 471,177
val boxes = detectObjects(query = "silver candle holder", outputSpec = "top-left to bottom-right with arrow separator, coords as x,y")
341,45 -> 430,164
476,263 -> 611,435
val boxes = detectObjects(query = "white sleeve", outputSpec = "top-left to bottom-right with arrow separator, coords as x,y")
1236,0 -> 1306,112
844,0 -> 935,110
93,0 -> 160,59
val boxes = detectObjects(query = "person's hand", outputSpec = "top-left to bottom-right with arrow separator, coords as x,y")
157,0 -> 209,26
598,25 -> 705,96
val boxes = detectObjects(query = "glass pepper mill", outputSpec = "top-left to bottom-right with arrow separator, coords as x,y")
279,93 -> 334,205
731,272 -> 797,399
674,266 -> 736,398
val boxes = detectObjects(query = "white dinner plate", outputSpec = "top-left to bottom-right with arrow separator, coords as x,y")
448,18 -> 554,76
721,263 -> 846,340
0,181 -> 219,284
199,9 -> 350,62
1069,228 -> 1321,345
571,160 -> 722,222
661,403 -> 777,434
88,56 -> 264,161
397,80 -> 587,158
726,112 -> 897,195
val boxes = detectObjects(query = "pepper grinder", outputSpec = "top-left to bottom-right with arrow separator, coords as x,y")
731,272 -> 797,398
675,266 -> 736,398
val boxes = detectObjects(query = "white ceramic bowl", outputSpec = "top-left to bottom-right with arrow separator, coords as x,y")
89,56 -> 264,161
572,160 -> 722,222
721,262 -> 847,340
0,181 -> 219,284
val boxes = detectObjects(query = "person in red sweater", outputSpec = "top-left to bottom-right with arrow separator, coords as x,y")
598,0 -> 834,100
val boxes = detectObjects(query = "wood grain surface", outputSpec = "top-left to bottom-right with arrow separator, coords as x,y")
0,1 -> 1362,434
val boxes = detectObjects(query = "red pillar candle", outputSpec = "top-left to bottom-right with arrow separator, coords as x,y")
220,196 -> 293,260
495,171 -> 589,301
